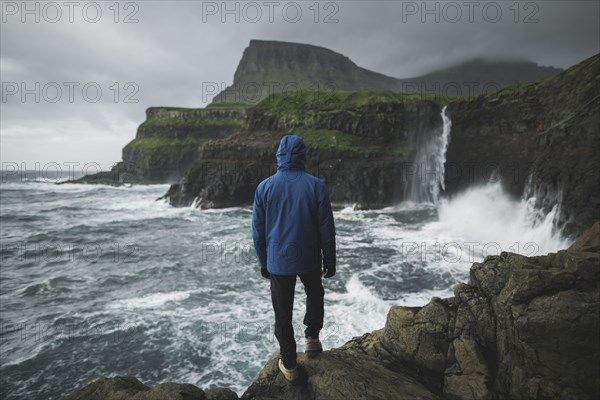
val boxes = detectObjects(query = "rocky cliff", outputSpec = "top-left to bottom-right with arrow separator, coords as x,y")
68,105 -> 247,185
211,40 -> 562,104
211,39 -> 404,105
64,222 -> 600,400
165,54 -> 599,238
120,106 -> 246,183
445,54 -> 599,237
163,91 -> 443,209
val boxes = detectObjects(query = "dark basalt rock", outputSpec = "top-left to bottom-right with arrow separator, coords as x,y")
445,54 -> 599,238
57,170 -> 129,186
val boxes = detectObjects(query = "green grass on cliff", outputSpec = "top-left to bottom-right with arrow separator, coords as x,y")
293,128 -> 353,150
124,137 -> 212,155
140,117 -> 243,129
149,104 -> 250,111
245,90 -> 426,156
542,94 -> 600,133
253,89 -> 446,115
141,105 -> 247,129
206,102 -> 251,109
278,127 -> 414,156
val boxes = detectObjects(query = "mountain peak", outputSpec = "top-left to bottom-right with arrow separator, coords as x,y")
210,40 -> 400,104
247,39 -> 338,52
211,40 -> 562,104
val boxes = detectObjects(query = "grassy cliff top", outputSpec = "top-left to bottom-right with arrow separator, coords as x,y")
147,103 -> 250,112
250,89 -> 448,113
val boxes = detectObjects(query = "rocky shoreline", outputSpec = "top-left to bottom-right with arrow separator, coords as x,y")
65,223 -> 600,400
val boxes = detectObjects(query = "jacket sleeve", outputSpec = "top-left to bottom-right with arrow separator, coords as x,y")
252,186 -> 267,269
317,183 -> 336,268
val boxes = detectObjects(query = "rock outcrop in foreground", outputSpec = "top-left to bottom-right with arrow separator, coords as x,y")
65,223 -> 600,400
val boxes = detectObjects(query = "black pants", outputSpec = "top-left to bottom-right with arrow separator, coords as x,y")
270,268 -> 324,368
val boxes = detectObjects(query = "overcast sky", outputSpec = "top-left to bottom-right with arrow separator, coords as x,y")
1,0 -> 598,170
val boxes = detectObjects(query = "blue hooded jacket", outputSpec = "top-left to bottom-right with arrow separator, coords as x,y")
252,135 -> 336,275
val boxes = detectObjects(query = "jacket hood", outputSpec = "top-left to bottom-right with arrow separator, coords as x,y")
276,134 -> 306,170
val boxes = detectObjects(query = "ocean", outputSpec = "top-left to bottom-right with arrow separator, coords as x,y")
0,169 -> 570,399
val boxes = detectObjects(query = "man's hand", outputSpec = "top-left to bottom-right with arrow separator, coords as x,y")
261,267 -> 270,279
323,265 -> 336,278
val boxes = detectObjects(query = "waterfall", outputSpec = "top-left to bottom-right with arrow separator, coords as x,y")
399,107 -> 570,253
405,106 -> 452,204
521,172 -> 566,237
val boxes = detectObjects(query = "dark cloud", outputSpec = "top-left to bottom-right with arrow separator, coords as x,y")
1,0 -> 598,169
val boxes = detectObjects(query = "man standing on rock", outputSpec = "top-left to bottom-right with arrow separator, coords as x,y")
252,134 -> 337,382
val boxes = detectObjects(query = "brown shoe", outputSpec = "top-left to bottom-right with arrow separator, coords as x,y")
278,359 -> 299,382
305,337 -> 323,358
